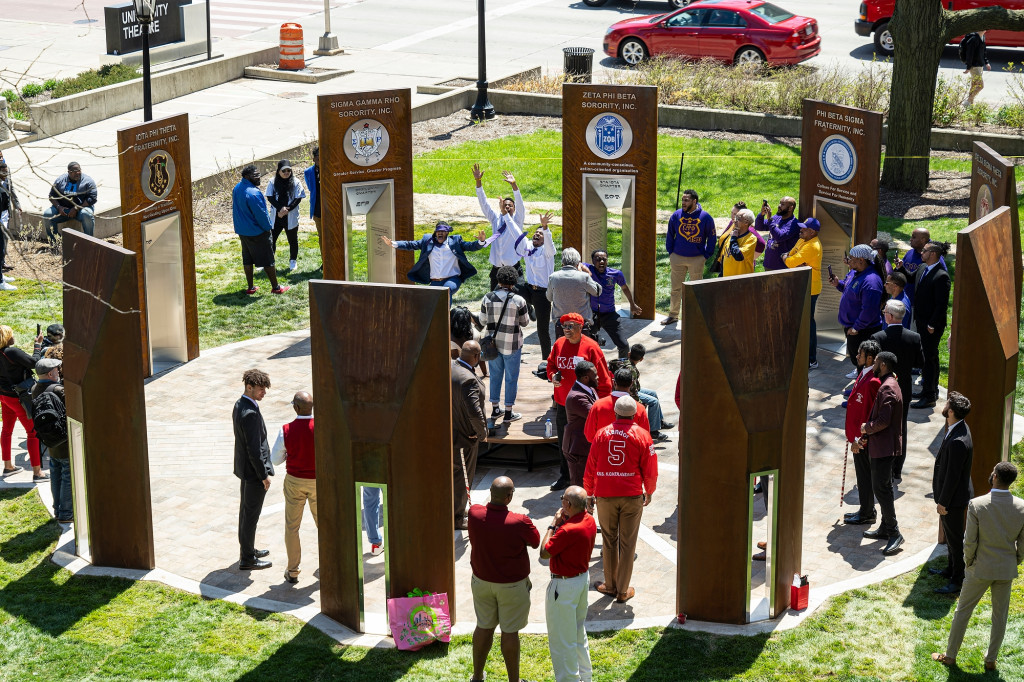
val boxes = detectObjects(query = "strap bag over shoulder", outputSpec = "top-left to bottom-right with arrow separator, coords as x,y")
480,291 -> 512,362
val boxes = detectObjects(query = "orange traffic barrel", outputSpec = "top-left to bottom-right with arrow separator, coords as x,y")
279,23 -> 304,70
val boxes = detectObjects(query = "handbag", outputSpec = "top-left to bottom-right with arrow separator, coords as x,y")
387,588 -> 452,651
480,291 -> 512,362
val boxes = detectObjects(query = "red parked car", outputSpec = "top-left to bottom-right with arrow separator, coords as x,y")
856,0 -> 1024,56
603,0 -> 820,67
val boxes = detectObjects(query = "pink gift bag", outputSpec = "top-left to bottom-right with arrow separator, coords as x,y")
387,589 -> 452,651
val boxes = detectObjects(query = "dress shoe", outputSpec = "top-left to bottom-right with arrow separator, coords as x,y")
549,478 -> 569,492
931,653 -> 955,667
882,533 -> 905,555
661,421 -> 675,429
912,391 -> 924,399
284,571 -> 298,584
845,512 -> 877,525
239,558 -> 272,570
911,399 -> 936,409
928,567 -> 951,577
254,549 -> 270,558
756,540 -> 767,550
934,582 -> 961,594
752,550 -> 766,561
660,317 -> 678,325
454,518 -> 469,531
615,587 -> 636,603
862,528 -> 887,539
985,661 -> 997,671
651,431 -> 669,442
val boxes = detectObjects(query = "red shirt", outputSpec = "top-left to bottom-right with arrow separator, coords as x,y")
282,418 -> 316,479
468,502 -> 540,583
546,335 -> 612,406
845,369 -> 881,443
583,392 -> 650,443
544,510 -> 597,577
584,418 -> 658,498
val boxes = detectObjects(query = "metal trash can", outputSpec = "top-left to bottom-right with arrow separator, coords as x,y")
563,47 -> 595,83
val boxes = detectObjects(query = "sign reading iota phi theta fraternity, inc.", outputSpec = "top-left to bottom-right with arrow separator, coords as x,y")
586,113 -> 632,160
345,119 -> 390,166
819,134 -> 857,186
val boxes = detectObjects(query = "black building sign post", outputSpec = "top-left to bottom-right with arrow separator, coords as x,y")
105,0 -> 192,56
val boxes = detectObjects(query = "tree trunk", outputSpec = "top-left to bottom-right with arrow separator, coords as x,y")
880,0 -> 946,192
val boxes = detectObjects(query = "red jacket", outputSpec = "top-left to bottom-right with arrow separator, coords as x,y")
583,418 -> 658,498
583,392 -> 650,443
845,369 -> 880,443
546,335 -> 612,406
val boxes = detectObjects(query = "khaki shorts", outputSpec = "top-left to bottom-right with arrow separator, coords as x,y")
471,575 -> 532,632
969,66 -> 984,78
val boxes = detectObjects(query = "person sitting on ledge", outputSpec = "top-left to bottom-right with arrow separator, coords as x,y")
381,221 -> 488,299
44,161 -> 97,241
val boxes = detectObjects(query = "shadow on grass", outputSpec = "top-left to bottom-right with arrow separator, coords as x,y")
904,558 -> 959,621
0,521 -> 60,565
626,628 -> 771,680
212,291 -> 262,307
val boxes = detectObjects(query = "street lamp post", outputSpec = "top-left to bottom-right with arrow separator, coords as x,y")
469,0 -> 494,121
315,0 -> 342,55
134,0 -> 155,122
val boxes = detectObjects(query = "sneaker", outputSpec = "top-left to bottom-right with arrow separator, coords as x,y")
0,282 -> 17,291
289,259 -> 297,271
491,406 -> 502,418
2,275 -> 15,283
271,285 -> 290,294
33,473 -> 49,481
1,465 -> 23,477
371,543 -> 384,556
808,361 -> 818,370
845,369 -> 859,379
245,286 -> 259,295
254,266 -> 264,272
503,410 -> 522,422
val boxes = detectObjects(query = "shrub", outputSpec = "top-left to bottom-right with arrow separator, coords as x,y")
20,83 -> 44,99
0,89 -> 18,103
42,78 -> 58,91
996,104 -> 1024,128
931,75 -> 967,127
50,63 -> 140,99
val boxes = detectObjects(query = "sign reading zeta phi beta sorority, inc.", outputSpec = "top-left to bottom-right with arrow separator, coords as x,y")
317,89 -> 413,283
562,83 -> 658,320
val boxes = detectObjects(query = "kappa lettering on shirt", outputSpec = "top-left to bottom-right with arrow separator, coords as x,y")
555,355 -> 584,370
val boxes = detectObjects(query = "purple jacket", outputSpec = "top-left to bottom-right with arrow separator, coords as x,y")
836,268 -> 883,331
667,203 -> 716,259
756,213 -> 800,270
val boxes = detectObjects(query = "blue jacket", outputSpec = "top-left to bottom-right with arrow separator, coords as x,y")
232,179 -> 272,236
394,233 -> 486,285
666,203 -> 715,259
304,164 -> 319,219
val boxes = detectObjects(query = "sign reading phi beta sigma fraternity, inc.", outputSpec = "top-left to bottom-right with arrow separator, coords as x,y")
970,141 -> 1022,314
562,83 -> 657,320
317,89 -> 413,283
799,99 -> 882,333
117,113 -> 199,378
105,0 -> 191,55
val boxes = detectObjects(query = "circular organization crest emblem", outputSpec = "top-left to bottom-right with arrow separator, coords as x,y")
345,118 -> 390,166
976,183 -> 994,218
819,135 -> 857,186
585,113 -> 633,160
141,149 -> 176,202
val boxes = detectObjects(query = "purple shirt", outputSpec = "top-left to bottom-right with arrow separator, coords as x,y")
586,264 -> 626,314
756,213 -> 800,271
899,249 -> 946,303
837,268 -> 884,331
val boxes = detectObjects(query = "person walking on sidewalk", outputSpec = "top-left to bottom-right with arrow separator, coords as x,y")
663,189 -> 715,325
265,159 -> 306,272
232,368 -> 275,570
232,165 -> 289,296
270,391 -> 318,584
961,31 -> 991,106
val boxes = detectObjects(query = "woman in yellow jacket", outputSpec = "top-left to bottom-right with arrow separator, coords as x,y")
713,208 -> 759,277
785,217 -> 822,369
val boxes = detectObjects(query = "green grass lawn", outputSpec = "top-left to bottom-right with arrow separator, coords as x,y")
2,487 -> 1023,681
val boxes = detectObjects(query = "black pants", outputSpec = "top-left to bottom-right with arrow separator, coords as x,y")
853,446 -> 875,515
920,325 -> 943,400
272,222 -> 299,261
892,392 -> 911,477
870,456 -> 898,536
489,263 -> 524,293
846,325 -> 883,367
592,310 -> 629,358
555,402 -> 569,483
809,294 -> 819,364
238,478 -> 268,561
941,506 -> 967,584
555,320 -> 598,342
525,285 -> 552,359
453,439 -> 479,523
0,217 -> 7,268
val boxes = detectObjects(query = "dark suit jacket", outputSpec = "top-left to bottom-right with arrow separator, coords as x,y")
451,359 -> 487,446
913,264 -> 951,332
871,325 -> 924,401
233,396 -> 274,481
395,234 -> 486,285
862,373 -> 903,459
932,420 -> 974,509
563,382 -> 597,457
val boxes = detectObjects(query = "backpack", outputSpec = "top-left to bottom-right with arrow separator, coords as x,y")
959,33 -> 978,65
32,390 -> 67,448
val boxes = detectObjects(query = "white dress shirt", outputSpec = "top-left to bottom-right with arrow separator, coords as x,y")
427,239 -> 460,279
477,186 -> 525,267
515,227 -> 556,288
271,414 -> 314,465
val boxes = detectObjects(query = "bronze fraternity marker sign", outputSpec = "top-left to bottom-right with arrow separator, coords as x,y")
969,142 -> 1022,315
317,89 -> 412,283
117,113 -> 199,377
562,83 -> 657,319
799,100 -> 882,332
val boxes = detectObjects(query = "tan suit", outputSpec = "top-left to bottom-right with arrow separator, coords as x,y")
945,490 -> 1024,663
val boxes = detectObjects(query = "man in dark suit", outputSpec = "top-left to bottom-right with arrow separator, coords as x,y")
452,340 -> 487,530
930,391 -> 974,593
233,368 -> 275,570
859,351 -> 904,555
911,241 -> 951,409
563,360 -> 599,487
871,299 -> 924,482
382,221 -> 489,299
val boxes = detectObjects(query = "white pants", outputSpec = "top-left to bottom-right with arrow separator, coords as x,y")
545,573 -> 591,682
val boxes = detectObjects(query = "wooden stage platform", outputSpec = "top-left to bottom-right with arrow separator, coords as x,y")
478,363 -> 560,471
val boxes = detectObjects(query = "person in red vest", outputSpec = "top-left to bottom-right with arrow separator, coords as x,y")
270,391 -> 318,584
844,341 -> 882,527
546,312 -> 612,491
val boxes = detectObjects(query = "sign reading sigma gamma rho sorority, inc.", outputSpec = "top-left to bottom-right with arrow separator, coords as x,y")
318,89 -> 413,283
563,83 -> 657,320
799,99 -> 882,332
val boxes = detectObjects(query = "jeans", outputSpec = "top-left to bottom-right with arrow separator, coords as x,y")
43,206 -> 94,240
49,456 -> 73,519
488,347 -> 522,408
809,294 -> 818,364
429,276 -> 461,300
362,486 -> 383,545
637,388 -> 663,431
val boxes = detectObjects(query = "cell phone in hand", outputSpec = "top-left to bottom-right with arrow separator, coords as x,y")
36,324 -> 41,336
553,371 -> 563,382
827,264 -> 834,280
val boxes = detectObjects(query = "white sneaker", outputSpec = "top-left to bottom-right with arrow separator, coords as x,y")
1,275 -> 14,283
371,543 -> 384,556
0,282 -> 16,291
845,369 -> 858,379
289,259 -> 297,271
